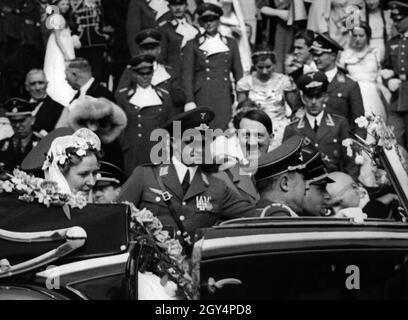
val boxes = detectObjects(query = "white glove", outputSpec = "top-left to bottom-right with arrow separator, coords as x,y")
389,78 -> 402,92
184,102 -> 197,112
380,69 -> 395,80
72,35 -> 82,49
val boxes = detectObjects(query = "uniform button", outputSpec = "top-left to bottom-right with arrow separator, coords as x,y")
224,60 -> 228,63
337,93 -> 342,97
138,115 -> 142,118
333,139 -> 338,143
224,69 -> 228,72
138,124 -> 142,128
182,201 -> 187,206
180,215 -> 185,221
224,78 -> 228,81
158,108 -> 162,111
176,230 -> 182,236
206,68 -> 210,72
205,60 -> 210,63
315,143 -> 319,147
206,77 -> 210,80
155,196 -> 161,202
138,133 -> 142,137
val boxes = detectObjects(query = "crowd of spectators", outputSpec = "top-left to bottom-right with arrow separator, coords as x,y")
0,0 -> 407,224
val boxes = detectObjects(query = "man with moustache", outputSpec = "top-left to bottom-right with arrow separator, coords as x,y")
283,72 -> 360,181
382,1 -> 408,150
118,107 -> 257,247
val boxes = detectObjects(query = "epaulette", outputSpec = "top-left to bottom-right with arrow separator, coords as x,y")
156,87 -> 169,97
336,72 -> 346,83
159,20 -> 168,27
198,34 -> 205,45
0,138 -> 10,152
331,113 -> 347,121
33,131 -> 44,140
170,19 -> 178,27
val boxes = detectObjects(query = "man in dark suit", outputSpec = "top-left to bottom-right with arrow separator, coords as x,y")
158,0 -> 198,77
118,107 -> 257,243
116,28 -> 185,112
65,58 -> 114,102
283,72 -> 360,181
126,0 -> 172,57
182,3 -> 243,130
25,69 -> 64,134
310,33 -> 365,138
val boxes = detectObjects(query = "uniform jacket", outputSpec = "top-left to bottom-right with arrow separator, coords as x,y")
326,70 -> 365,137
383,33 -> 408,112
256,200 -> 297,218
118,163 -> 257,235
71,0 -> 106,48
0,0 -> 23,42
32,95 -> 64,134
182,33 -> 243,130
0,133 -> 41,172
126,0 -> 172,57
283,111 -> 360,180
115,64 -> 185,112
21,0 -> 43,50
158,17 -> 198,77
116,85 -> 173,176
214,164 -> 260,205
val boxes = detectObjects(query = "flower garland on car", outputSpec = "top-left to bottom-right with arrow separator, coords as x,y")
342,114 -> 398,165
125,202 -> 194,300
0,169 -> 88,210
0,169 -> 193,299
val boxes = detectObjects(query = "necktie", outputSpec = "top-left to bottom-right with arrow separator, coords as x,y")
182,169 -> 190,195
314,118 -> 319,133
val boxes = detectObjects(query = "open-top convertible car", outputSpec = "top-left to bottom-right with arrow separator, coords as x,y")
2,117 -> 408,300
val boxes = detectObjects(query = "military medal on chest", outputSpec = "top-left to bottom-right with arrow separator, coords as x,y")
196,195 -> 213,211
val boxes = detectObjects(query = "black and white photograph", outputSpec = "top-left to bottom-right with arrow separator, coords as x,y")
1,0 -> 408,307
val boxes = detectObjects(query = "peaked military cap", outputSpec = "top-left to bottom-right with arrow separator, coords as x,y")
388,1 -> 408,20
310,33 -> 343,55
4,98 -> 34,117
128,54 -> 155,71
163,107 -> 215,136
254,135 -> 333,184
297,72 -> 329,97
168,0 -> 187,4
196,3 -> 223,18
135,28 -> 162,46
96,161 -> 127,188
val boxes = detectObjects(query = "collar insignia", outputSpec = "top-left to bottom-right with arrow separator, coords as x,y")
160,165 -> 169,176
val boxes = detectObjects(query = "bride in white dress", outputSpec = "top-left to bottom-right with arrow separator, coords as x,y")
43,0 -> 78,107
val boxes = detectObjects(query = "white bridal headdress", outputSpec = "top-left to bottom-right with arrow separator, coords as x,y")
42,128 -> 101,194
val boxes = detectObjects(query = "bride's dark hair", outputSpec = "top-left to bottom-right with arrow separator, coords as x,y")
48,0 -> 73,28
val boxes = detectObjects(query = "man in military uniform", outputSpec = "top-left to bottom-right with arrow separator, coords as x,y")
0,0 -> 24,101
382,1 -> 408,150
0,98 -> 41,172
310,33 -> 365,138
70,0 -> 110,83
255,135 -> 333,217
182,2 -> 243,130
115,28 -> 185,112
116,54 -> 174,175
118,107 -> 257,243
283,71 -> 360,181
126,0 -> 172,57
158,0 -> 198,78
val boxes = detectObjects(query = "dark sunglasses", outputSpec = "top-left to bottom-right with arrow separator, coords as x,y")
199,15 -> 219,23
